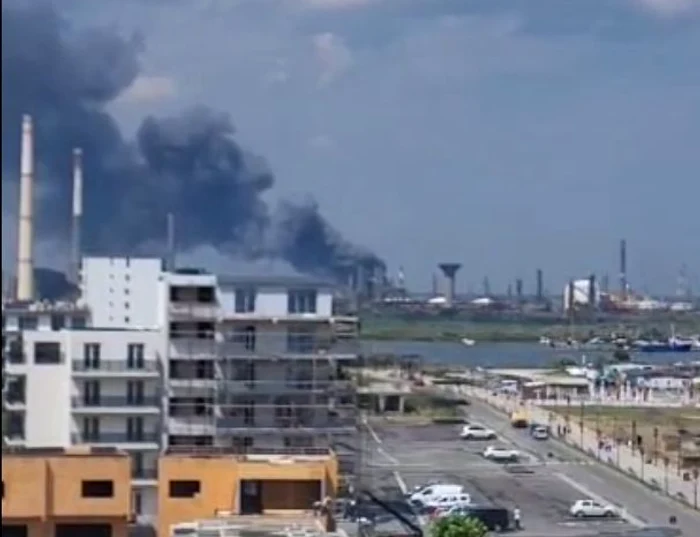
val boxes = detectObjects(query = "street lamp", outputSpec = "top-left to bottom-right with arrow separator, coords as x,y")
693,468 -> 699,510
639,446 -> 645,481
579,401 -> 585,446
663,456 -> 670,494
653,427 -> 659,465
631,420 -> 637,455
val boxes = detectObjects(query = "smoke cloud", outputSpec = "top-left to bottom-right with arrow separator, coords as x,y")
1,1 -> 385,281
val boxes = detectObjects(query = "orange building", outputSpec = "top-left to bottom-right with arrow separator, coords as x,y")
2,447 -> 131,537
158,448 -> 339,537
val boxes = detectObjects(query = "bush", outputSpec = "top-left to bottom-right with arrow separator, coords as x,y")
430,515 -> 489,537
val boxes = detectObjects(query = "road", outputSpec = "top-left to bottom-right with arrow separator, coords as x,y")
354,396 -> 699,536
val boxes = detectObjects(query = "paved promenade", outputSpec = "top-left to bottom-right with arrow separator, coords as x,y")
464,386 -> 699,512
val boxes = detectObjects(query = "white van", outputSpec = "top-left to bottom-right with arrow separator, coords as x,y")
425,493 -> 472,511
409,484 -> 465,507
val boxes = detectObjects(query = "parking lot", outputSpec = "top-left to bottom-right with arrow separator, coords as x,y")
361,421 -> 640,537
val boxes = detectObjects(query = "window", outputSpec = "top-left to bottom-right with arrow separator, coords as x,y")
7,413 -> 25,439
34,342 -> 62,364
72,316 -> 87,329
132,490 -> 143,515
82,417 -> 100,441
287,290 -> 317,314
83,343 -> 101,369
18,316 -> 38,330
81,480 -> 114,498
127,381 -> 145,404
169,480 -> 201,498
234,288 -> 256,313
50,314 -> 65,330
83,380 -> 101,405
124,317 -> 130,324
127,344 -> 145,369
7,339 -> 24,364
1,481 -> 4,498
127,417 -> 144,441
6,376 -> 26,404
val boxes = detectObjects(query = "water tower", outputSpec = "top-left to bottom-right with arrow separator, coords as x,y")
438,263 -> 461,308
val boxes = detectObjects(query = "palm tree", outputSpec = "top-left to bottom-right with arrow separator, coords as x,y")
430,515 -> 488,537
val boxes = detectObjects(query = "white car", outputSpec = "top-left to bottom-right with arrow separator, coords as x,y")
460,424 -> 497,440
531,426 -> 549,440
482,445 -> 519,462
425,493 -> 472,512
569,499 -> 618,518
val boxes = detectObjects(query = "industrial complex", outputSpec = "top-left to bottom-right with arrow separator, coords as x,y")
3,112 -> 699,537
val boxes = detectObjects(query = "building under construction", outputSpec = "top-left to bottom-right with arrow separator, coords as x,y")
164,271 -> 363,494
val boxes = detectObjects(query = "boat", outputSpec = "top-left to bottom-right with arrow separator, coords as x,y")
690,336 -> 700,351
634,338 -> 692,353
461,338 -> 476,347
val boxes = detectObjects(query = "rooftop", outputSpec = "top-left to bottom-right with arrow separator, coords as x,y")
164,446 -> 334,461
2,299 -> 89,313
2,445 -> 127,457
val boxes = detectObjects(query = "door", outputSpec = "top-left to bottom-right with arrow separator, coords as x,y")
55,524 -> 111,537
240,480 -> 263,515
2,525 -> 28,537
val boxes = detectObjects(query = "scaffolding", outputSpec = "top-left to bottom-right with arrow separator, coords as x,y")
166,303 -> 362,493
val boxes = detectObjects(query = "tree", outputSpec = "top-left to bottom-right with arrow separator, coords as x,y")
430,515 -> 488,537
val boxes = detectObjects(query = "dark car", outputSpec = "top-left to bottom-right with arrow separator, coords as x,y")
448,505 -> 511,532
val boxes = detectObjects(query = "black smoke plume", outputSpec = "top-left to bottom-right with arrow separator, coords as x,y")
1,1 -> 385,281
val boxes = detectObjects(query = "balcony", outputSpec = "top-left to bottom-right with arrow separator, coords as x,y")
215,413 -> 357,433
72,432 -> 160,447
169,302 -> 219,320
72,360 -> 161,377
71,396 -> 161,415
216,379 -> 355,395
218,332 -> 359,359
131,467 -> 159,480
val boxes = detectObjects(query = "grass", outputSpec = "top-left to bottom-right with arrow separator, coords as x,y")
544,405 -> 700,462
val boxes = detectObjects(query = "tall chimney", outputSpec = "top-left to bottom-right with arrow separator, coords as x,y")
536,269 -> 543,302
619,239 -> 627,299
166,212 -> 176,271
71,148 -> 84,285
515,278 -> 523,304
16,114 -> 35,301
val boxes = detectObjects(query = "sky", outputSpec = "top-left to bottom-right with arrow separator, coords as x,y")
3,0 -> 700,295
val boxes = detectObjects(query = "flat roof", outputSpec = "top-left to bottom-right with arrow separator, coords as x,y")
164,446 -> 334,460
2,446 -> 127,457
218,274 -> 336,289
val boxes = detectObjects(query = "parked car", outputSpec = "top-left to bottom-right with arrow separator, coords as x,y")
437,505 -> 511,531
460,424 -> 497,440
569,499 -> 618,518
410,484 -> 465,507
425,493 -> 472,515
531,425 -> 549,440
483,445 -> 520,462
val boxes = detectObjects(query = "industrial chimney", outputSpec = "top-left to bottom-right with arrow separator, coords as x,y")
619,239 -> 627,299
71,148 -> 84,285
536,269 -> 543,302
166,212 -> 176,271
16,114 -> 35,301
515,278 -> 523,304
588,274 -> 597,310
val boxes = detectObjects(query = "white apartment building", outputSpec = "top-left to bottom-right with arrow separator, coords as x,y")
80,256 -> 165,328
3,255 -> 362,512
2,301 -> 164,519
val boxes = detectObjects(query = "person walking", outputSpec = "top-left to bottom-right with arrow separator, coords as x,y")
513,505 -> 522,530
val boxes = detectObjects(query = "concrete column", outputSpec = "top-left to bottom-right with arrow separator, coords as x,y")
398,395 -> 405,414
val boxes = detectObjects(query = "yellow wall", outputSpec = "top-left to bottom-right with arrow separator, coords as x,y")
2,453 -> 131,522
158,454 -> 338,537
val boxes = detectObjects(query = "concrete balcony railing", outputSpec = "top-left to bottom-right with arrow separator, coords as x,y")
168,302 -> 219,319
72,360 -> 160,375
72,432 -> 161,444
71,396 -> 161,409
218,332 -> 359,358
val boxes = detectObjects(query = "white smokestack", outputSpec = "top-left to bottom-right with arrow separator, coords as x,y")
71,148 -> 83,284
16,114 -> 35,301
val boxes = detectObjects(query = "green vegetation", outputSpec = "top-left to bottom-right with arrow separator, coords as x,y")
430,515 -> 489,537
359,317 -> 700,343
